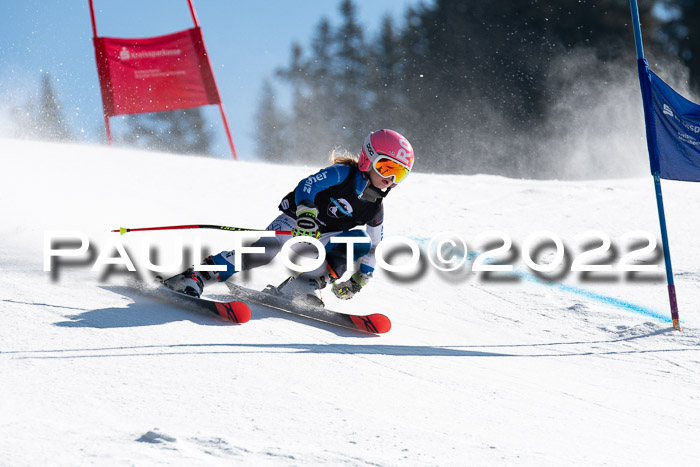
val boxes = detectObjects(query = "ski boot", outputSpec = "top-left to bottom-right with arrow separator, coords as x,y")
271,265 -> 339,307
164,256 -> 221,298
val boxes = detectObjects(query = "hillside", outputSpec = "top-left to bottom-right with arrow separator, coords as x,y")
1,138 -> 699,466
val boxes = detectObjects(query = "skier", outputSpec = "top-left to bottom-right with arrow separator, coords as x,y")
165,129 -> 415,304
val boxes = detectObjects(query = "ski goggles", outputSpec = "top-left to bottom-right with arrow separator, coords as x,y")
373,156 -> 411,184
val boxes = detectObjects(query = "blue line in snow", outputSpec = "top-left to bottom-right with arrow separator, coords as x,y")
409,236 -> 671,323
527,277 -> 670,322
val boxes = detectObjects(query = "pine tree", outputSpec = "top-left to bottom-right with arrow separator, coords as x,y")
266,0 -> 666,177
368,16 -> 405,124
277,22 -> 342,163
121,107 -> 215,156
255,80 -> 288,162
333,0 -> 369,149
10,72 -> 72,141
38,73 -> 72,141
658,0 -> 700,92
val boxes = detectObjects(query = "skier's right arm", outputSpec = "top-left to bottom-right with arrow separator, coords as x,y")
290,165 -> 351,238
291,200 -> 321,238
293,165 -> 351,208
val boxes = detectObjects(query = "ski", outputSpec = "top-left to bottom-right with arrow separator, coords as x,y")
225,282 -> 391,334
148,281 -> 251,324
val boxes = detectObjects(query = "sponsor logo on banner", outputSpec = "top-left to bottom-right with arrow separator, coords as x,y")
679,133 -> 700,147
118,46 -> 182,61
661,101 -> 700,145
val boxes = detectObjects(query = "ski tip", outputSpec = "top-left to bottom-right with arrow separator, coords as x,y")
370,314 -> 392,333
350,313 -> 391,334
215,301 -> 251,324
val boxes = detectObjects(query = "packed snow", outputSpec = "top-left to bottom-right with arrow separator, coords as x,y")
1,138 -> 699,466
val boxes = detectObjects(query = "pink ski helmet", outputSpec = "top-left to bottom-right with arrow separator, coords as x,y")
358,129 -> 415,184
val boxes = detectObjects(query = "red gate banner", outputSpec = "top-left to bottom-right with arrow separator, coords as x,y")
93,27 -> 220,117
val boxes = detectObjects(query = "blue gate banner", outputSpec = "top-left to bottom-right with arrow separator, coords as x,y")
639,59 -> 700,181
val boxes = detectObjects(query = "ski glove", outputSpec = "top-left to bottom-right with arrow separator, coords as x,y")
332,272 -> 371,300
292,201 -> 321,239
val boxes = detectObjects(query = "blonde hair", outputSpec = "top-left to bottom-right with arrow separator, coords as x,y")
329,147 -> 359,167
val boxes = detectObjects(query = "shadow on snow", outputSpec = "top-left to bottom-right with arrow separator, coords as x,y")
34,286 -> 693,359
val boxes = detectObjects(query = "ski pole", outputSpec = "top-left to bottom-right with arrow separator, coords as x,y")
112,224 -> 292,235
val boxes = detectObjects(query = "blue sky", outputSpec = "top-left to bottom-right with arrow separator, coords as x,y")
0,0 -> 425,160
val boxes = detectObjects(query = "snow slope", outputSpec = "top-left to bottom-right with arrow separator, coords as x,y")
1,138 -> 700,466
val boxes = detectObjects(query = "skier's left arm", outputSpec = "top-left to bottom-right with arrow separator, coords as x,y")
358,222 -> 381,277
332,223 -> 382,300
